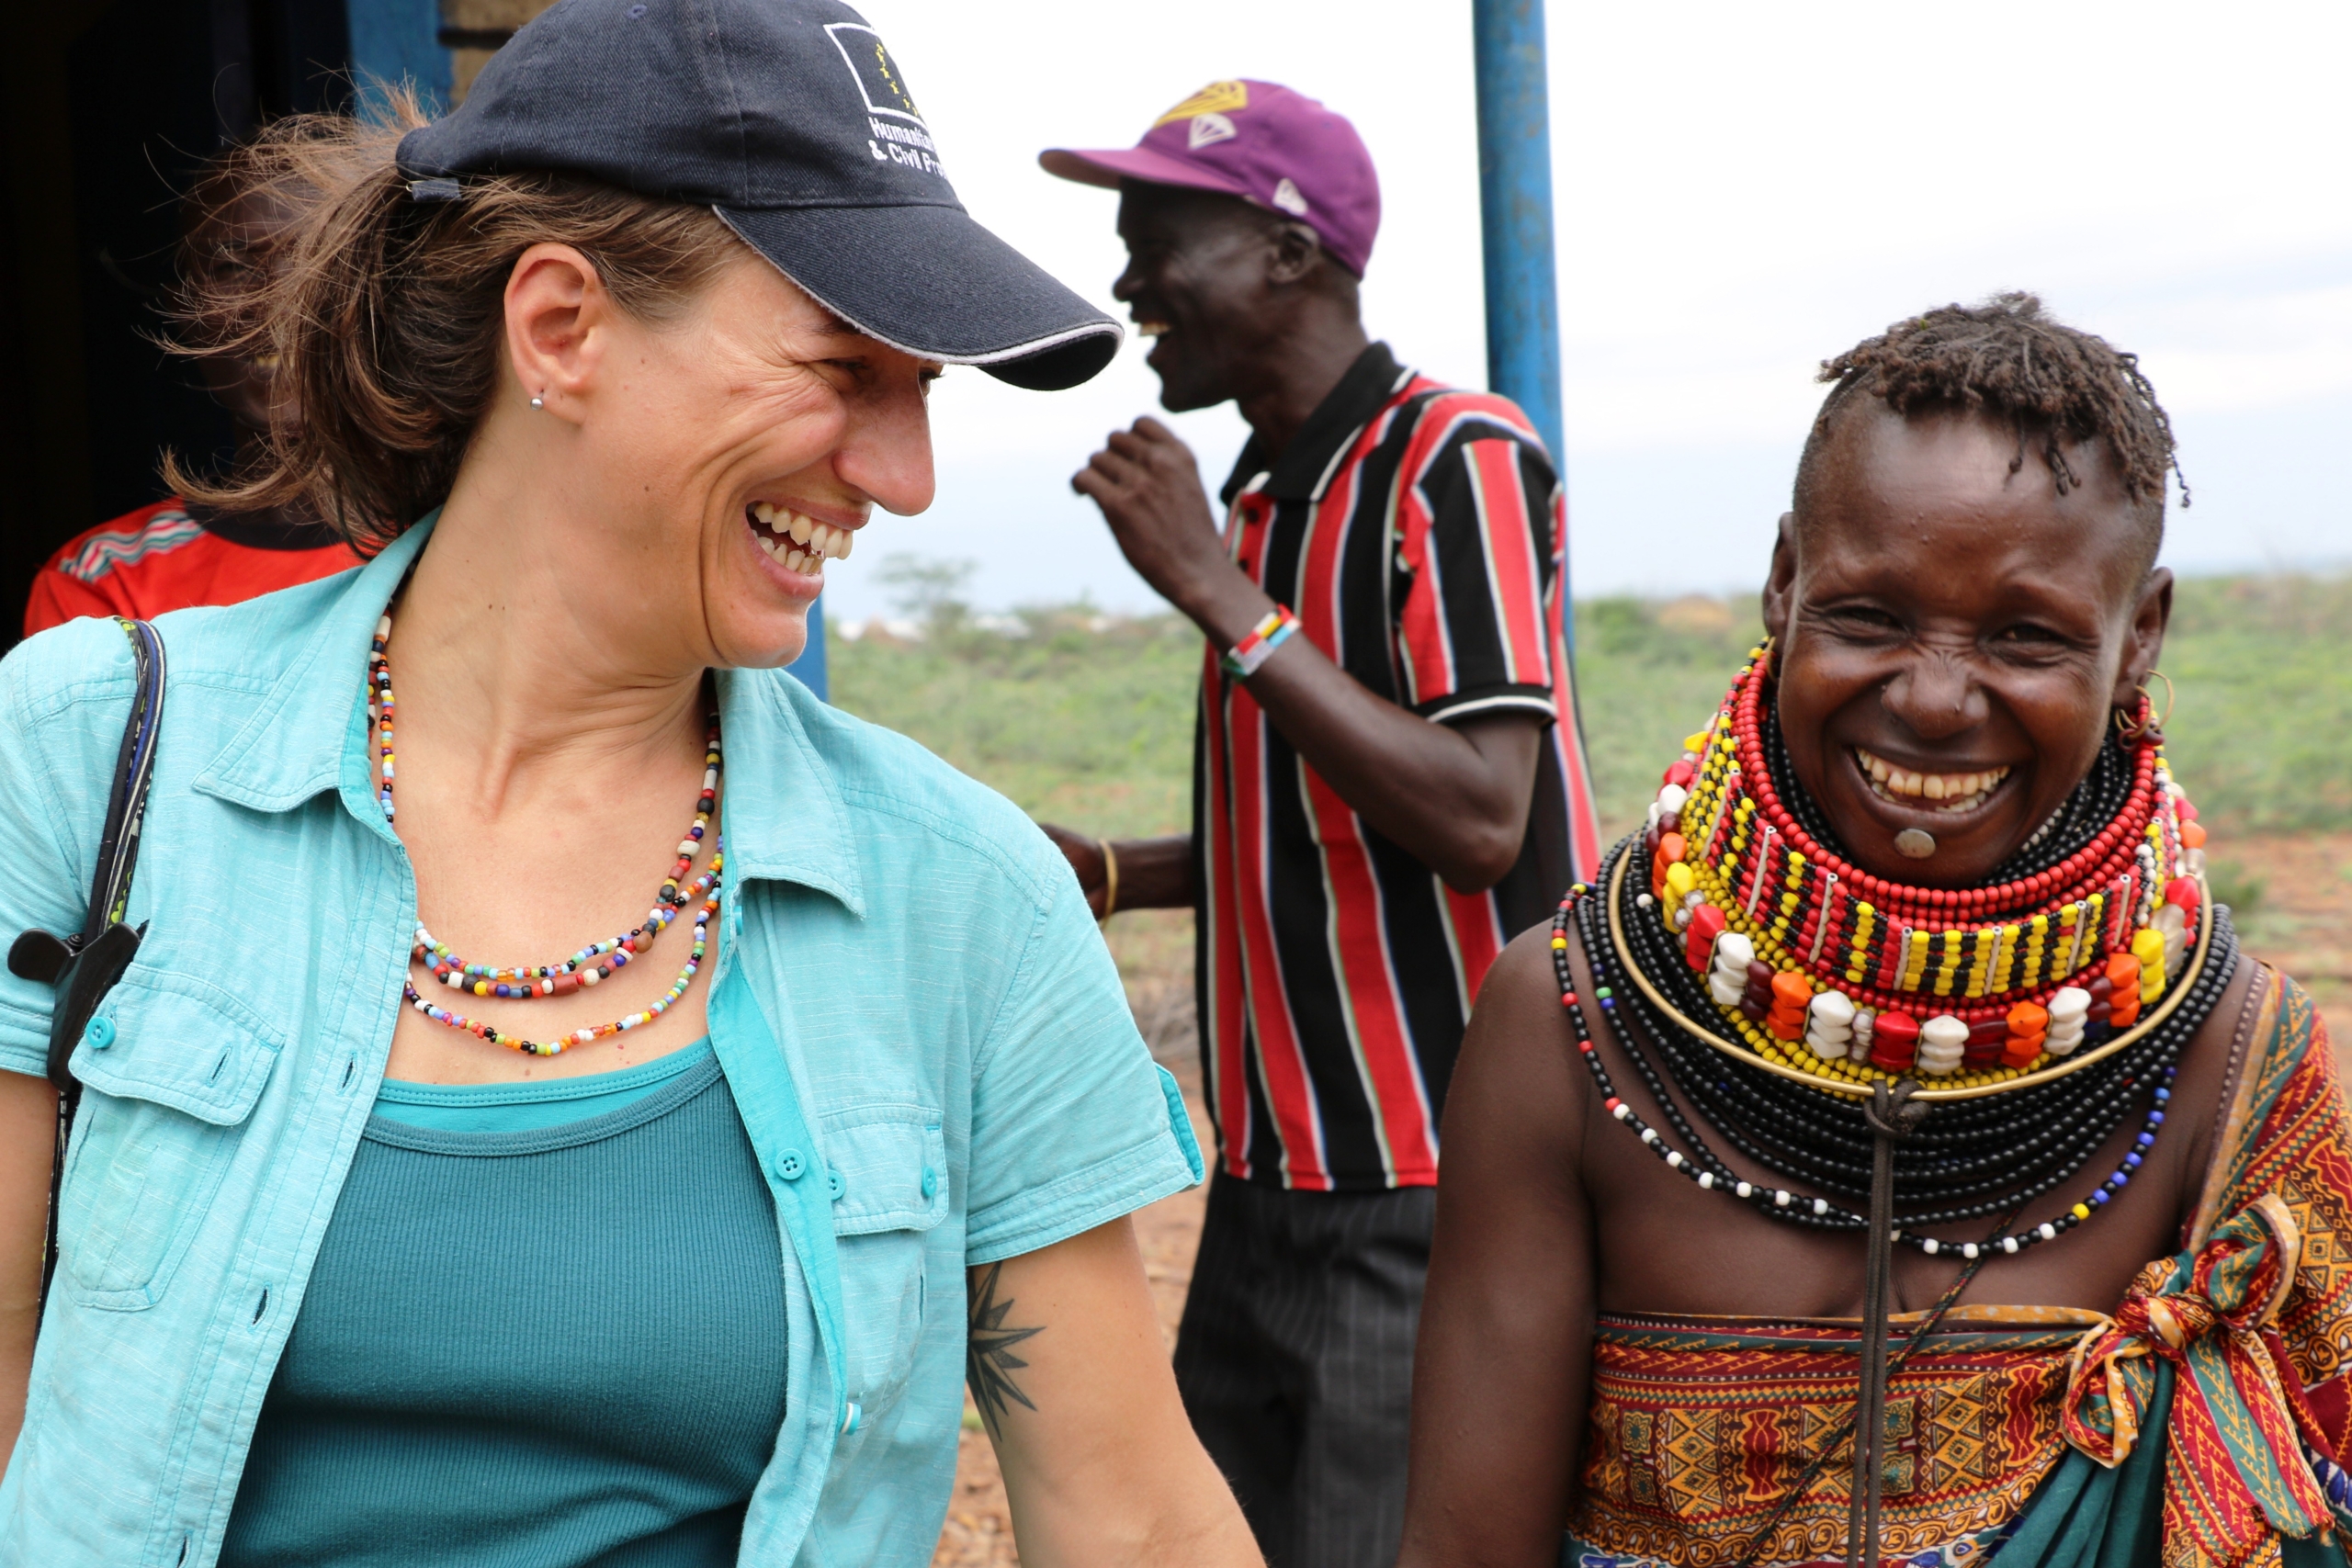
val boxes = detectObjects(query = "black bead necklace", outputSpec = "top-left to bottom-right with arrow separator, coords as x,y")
1553,834 -> 2238,1259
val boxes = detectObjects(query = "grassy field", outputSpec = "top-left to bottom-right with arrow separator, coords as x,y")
831,568 -> 2352,846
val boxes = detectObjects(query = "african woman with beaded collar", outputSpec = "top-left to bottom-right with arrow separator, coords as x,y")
1396,295 -> 2349,1568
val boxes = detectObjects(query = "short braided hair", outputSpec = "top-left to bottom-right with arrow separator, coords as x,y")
1795,293 -> 2185,559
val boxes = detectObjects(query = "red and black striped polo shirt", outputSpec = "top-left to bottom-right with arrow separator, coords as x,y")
1194,342 -> 1603,1192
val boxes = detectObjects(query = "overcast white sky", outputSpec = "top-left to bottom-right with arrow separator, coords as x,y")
820,0 -> 2352,623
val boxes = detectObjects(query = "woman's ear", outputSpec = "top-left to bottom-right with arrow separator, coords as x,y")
1760,512 -> 1800,646
502,243 -> 610,423
2110,566 -> 2175,710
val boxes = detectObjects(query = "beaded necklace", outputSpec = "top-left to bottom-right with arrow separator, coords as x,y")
1651,645 -> 2209,1090
1555,648 -> 2238,1259
368,614 -> 725,1057
1574,645 -> 2236,1568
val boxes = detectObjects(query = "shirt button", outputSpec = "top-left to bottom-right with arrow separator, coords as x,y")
921,1167 -> 938,1200
773,1149 -> 806,1181
83,1016 -> 117,1050
827,1168 -> 848,1201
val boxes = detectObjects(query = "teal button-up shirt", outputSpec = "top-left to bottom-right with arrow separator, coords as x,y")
0,524 -> 1201,1567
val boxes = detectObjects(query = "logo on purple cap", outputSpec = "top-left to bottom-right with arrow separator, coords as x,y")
1154,81 -> 1250,127
1189,115 -> 1237,150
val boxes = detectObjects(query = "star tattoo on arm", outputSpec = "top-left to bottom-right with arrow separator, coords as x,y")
967,1260 -> 1043,1438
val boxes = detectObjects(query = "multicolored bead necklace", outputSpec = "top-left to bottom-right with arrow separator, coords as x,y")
368,614 -> 725,1056
1648,644 -> 2209,1091
1553,649 -> 2240,1259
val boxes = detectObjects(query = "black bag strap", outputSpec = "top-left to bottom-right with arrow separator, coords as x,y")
84,619 -> 167,940
5,616 -> 165,1319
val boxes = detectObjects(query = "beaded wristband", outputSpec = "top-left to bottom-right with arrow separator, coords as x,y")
1220,606 -> 1299,679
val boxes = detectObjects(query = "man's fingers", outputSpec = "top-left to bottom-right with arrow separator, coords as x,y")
1083,446 -> 1146,487
1110,425 -> 1166,463
1130,415 -> 1190,453
1071,450 -> 1140,504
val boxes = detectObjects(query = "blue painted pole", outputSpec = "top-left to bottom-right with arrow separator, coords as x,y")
1474,0 -> 1603,875
786,601 -> 829,698
345,0 -> 452,116
1471,0 -> 1566,592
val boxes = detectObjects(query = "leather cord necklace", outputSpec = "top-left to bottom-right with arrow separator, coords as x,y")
1849,1078 -> 1928,1568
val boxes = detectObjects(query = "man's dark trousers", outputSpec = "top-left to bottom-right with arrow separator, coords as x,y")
1173,1170 -> 1437,1568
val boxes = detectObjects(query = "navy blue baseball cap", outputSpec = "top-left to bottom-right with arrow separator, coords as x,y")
398,0 -> 1120,390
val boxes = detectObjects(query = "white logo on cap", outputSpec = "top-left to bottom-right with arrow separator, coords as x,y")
1272,177 -> 1309,216
1188,113 -> 1237,150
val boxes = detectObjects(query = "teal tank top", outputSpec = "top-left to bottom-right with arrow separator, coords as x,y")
220,1042 -> 789,1567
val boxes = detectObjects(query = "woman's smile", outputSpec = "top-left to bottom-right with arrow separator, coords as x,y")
1849,745 -> 2016,815
743,499 -> 857,579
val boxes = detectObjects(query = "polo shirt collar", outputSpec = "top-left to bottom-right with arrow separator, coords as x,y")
192,514 -> 864,915
1218,341 -> 1411,507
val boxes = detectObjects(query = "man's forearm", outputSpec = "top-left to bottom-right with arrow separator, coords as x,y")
1179,567 -> 1541,890
1103,833 -> 1195,911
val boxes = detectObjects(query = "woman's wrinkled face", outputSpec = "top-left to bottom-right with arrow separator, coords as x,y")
548,248 -> 938,670
1760,403 -> 2170,887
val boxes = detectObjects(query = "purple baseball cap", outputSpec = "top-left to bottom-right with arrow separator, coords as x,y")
1041,80 -> 1381,277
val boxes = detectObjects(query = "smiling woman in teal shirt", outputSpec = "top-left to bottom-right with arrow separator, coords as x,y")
0,3 -> 1260,1565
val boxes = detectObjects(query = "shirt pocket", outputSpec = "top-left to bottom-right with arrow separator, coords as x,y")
58,970 -> 281,1310
822,1104 -> 949,1422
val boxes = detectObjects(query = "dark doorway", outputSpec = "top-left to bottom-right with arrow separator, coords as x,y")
0,0 -> 352,652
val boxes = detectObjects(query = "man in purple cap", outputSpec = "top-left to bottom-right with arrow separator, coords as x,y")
1037,80 -> 1597,1566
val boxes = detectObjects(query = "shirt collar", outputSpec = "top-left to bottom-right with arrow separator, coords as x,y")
1218,341 -> 1411,507
193,518 -> 426,826
192,513 -> 865,915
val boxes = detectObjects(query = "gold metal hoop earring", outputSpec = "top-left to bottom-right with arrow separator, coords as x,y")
2114,670 -> 2174,740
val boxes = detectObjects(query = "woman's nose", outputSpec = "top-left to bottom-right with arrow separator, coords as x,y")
835,372 -> 937,518
1878,649 -> 1988,740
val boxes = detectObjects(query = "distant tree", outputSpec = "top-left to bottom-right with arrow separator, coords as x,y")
877,554 -> 977,635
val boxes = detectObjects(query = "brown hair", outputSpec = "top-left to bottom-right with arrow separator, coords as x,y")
166,92 -> 743,548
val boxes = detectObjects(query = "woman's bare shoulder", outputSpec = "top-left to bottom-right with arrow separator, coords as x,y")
1449,921 -> 1594,1185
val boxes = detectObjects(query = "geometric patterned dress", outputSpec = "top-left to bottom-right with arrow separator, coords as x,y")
1566,968 -> 2350,1568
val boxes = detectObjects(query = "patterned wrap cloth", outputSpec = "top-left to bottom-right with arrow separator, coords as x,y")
1567,969 -> 2351,1568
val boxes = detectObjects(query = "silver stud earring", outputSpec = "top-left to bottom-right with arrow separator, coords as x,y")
529,391 -> 545,410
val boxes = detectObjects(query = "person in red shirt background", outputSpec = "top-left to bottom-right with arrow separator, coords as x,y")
23,147 -> 359,637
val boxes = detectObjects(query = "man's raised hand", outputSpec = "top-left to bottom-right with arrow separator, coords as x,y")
1070,417 -> 1234,621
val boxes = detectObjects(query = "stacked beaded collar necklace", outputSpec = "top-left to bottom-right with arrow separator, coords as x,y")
368,614 -> 725,1057
1649,643 -> 2208,1089
1550,645 -> 2237,1260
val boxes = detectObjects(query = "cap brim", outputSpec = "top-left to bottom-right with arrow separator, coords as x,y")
1039,147 -> 1253,203
718,203 -> 1120,392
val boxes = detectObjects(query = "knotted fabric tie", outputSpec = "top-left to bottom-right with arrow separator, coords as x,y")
2064,1191 -> 2343,1567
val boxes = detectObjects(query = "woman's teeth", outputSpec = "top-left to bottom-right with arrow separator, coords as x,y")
1136,321 -> 1170,337
749,501 -> 853,574
1854,747 -> 2011,813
